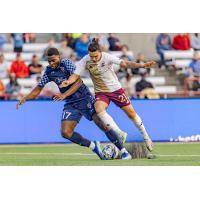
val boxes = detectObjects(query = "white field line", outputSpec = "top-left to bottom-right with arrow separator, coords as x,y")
0,152 -> 95,156
156,154 -> 200,157
0,152 -> 199,157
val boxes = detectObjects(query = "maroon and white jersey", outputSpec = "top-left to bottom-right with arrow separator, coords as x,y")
75,52 -> 122,93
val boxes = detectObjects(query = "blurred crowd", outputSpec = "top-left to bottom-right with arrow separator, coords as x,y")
156,33 -> 200,92
0,33 -> 158,100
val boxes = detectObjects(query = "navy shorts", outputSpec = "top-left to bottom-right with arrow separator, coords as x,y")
61,95 -> 96,122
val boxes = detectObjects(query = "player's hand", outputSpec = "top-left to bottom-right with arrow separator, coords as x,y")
53,93 -> 65,101
59,80 -> 70,88
16,98 -> 26,109
143,61 -> 156,68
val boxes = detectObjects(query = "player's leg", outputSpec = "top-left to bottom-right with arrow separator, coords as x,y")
110,88 -> 153,151
94,94 -> 127,143
80,95 -> 131,160
61,120 -> 91,147
61,107 -> 104,159
92,113 -> 131,159
121,104 -> 153,152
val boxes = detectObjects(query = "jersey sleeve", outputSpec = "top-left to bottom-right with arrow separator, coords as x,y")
63,59 -> 76,75
74,56 -> 87,75
37,72 -> 51,88
107,53 -> 122,65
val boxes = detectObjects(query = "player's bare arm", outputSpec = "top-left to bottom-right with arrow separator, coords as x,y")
53,78 -> 83,101
120,60 -> 156,69
16,86 -> 42,109
59,74 -> 80,88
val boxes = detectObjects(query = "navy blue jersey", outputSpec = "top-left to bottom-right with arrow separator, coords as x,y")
38,59 -> 91,104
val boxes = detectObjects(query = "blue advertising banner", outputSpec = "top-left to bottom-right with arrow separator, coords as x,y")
0,99 -> 200,144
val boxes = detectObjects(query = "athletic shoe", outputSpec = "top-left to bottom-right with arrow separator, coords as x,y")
144,138 -> 153,152
121,151 -> 132,160
93,141 -> 105,160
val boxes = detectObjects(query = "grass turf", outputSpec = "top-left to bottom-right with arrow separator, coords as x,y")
0,142 -> 199,166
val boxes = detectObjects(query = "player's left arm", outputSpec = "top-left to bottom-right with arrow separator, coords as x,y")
53,77 -> 83,101
120,60 -> 156,69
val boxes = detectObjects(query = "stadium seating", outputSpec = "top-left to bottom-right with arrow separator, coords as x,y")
2,43 -> 60,52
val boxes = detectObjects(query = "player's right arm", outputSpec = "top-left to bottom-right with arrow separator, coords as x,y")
16,71 -> 50,109
16,86 -> 42,109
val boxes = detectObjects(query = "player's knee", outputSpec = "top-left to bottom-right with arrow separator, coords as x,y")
126,109 -> 136,120
95,106 -> 104,114
61,128 -> 73,138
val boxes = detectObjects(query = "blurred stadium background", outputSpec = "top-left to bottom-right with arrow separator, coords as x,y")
0,33 -> 200,165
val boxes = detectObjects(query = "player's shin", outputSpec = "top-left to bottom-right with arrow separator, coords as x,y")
131,114 -> 153,151
132,114 -> 149,140
97,111 -> 127,143
105,129 -> 124,151
62,131 -> 91,147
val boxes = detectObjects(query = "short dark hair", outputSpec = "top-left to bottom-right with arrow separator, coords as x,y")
46,48 -> 60,56
88,38 -> 101,52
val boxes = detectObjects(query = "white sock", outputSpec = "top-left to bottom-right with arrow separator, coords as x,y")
89,141 -> 95,150
132,114 -> 149,140
97,111 -> 124,135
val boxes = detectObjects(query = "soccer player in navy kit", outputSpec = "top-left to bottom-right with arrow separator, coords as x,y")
16,48 -> 131,160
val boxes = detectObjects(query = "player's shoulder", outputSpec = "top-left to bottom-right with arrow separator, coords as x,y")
80,54 -> 90,62
60,58 -> 74,66
101,52 -> 115,60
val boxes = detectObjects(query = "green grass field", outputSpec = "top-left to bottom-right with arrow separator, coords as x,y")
0,142 -> 199,166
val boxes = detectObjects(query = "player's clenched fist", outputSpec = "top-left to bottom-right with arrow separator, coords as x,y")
53,93 -> 65,101
143,61 -> 156,68
16,98 -> 26,109
59,80 -> 70,88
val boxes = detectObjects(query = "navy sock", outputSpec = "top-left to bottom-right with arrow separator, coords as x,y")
105,129 -> 123,151
64,132 -> 91,147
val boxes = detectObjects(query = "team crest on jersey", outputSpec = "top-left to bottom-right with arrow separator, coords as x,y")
101,62 -> 105,67
87,102 -> 92,109
60,67 -> 65,72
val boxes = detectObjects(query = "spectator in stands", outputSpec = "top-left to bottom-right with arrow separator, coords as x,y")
0,53 -> 9,79
156,33 -> 172,68
135,72 -> 154,92
75,33 -> 90,60
9,53 -> 29,78
23,33 -> 36,43
63,33 -> 77,50
131,53 -> 150,75
172,33 -> 191,50
90,34 -> 110,52
0,79 -> 5,98
185,51 -> 200,91
191,33 -> 200,51
11,33 -> 24,53
5,73 -> 21,99
121,44 -> 134,61
28,54 -> 43,77
0,34 -> 7,50
59,39 -> 75,60
108,33 -> 121,51
135,72 -> 159,99
42,38 -> 55,60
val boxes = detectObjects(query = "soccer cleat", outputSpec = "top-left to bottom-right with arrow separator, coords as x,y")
144,138 -> 153,152
92,141 -> 105,160
118,131 -> 127,144
121,151 -> 132,160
